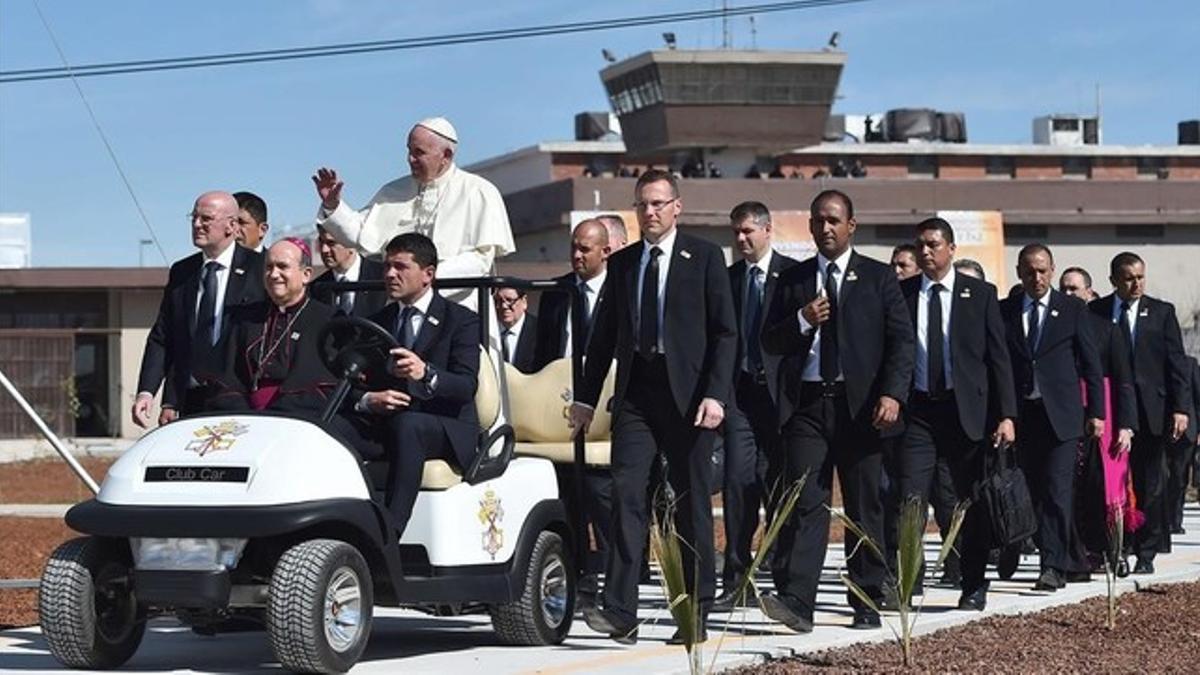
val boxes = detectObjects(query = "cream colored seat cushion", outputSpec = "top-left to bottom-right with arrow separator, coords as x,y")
420,459 -> 463,490
418,346 -> 498,491
506,358 -> 616,466
513,441 -> 611,466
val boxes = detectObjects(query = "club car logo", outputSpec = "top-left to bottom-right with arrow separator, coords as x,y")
478,489 -> 505,559
185,420 -> 250,457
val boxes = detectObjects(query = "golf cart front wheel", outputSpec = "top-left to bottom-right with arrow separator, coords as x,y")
267,539 -> 373,674
490,530 -> 575,645
39,536 -> 146,669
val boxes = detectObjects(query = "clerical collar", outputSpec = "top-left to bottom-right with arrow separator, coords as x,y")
420,163 -> 457,191
273,294 -> 309,315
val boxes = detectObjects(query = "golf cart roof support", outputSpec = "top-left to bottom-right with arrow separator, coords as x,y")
0,367 -> 100,494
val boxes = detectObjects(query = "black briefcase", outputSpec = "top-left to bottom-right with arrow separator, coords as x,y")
974,442 -> 1039,548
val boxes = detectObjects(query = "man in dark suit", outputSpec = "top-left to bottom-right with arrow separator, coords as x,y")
312,224 -> 388,317
712,201 -> 799,611
333,233 -> 480,536
758,190 -> 914,632
1090,252 -> 1191,573
533,219 -> 610,371
495,287 -> 537,374
132,191 -> 265,428
569,169 -> 737,644
1001,244 -> 1105,590
1168,355 -> 1200,535
896,217 -> 1017,610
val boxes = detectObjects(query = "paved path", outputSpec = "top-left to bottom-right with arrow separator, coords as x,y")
0,504 -> 73,518
2,504 -> 1198,674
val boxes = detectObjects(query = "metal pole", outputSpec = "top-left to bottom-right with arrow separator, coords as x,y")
0,368 -> 100,495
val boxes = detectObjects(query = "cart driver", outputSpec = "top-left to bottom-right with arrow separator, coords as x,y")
329,233 -> 481,537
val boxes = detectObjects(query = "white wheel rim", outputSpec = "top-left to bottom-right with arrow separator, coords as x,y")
324,567 -> 363,652
540,556 -> 568,628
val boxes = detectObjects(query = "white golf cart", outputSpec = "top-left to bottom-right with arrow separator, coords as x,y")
38,278 -> 594,674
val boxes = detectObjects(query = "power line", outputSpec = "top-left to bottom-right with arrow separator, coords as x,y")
30,0 -> 168,265
0,0 -> 867,84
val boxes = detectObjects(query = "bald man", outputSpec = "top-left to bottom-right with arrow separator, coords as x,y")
534,219 -> 611,369
312,117 -> 515,309
598,213 -> 629,251
132,191 -> 265,427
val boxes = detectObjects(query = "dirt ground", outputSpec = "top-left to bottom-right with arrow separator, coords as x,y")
0,456 -> 114,504
735,580 -> 1200,674
0,517 -> 78,629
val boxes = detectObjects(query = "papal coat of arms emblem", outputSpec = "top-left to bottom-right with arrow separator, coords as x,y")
185,420 -> 250,457
477,488 -> 505,559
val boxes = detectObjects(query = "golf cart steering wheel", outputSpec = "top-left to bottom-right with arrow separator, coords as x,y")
317,316 -> 398,388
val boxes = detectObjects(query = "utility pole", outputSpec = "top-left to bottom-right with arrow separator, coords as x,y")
722,0 -> 731,48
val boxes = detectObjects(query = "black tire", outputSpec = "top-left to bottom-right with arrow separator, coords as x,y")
39,536 -> 146,669
266,539 -> 373,674
490,530 -> 575,645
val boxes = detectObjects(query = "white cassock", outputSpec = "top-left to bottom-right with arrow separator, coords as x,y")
316,163 -> 515,310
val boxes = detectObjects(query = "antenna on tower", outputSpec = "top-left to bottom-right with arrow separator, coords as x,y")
749,15 -> 758,49
722,0 -> 731,48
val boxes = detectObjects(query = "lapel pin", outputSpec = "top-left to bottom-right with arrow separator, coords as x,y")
427,316 -> 441,326
960,288 -> 971,298
1139,308 -> 1149,317
234,268 -> 245,275
1050,309 -> 1059,318
771,270 -> 779,278
290,331 -> 301,340
680,250 -> 692,259
845,270 -> 858,281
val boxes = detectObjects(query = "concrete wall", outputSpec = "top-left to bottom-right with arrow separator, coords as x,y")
115,289 -> 161,439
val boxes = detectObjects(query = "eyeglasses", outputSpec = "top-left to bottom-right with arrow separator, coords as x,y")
189,212 -> 233,227
632,198 -> 678,212
495,296 -> 525,309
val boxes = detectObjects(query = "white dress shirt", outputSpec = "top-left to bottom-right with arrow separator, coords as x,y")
502,313 -> 527,363
1111,295 -> 1141,347
914,267 -> 956,393
636,227 -> 677,354
798,248 -> 852,382
335,253 -> 363,310
562,268 -> 607,358
396,286 -> 435,345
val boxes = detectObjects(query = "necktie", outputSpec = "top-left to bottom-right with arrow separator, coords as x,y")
337,275 -> 353,315
1026,300 -> 1042,355
194,261 -> 220,348
819,262 -> 839,382
638,246 -> 662,357
927,283 -> 945,394
1119,301 -> 1134,354
397,306 -> 415,349
571,280 -> 589,354
745,266 -> 764,373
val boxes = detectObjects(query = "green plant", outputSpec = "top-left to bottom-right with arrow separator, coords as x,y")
1103,504 -> 1124,630
829,496 -> 969,667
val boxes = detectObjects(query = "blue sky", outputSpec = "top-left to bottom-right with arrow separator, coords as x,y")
1,0 -> 1197,267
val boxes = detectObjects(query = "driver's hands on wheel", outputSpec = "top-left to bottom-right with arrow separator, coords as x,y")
390,347 -> 426,382
364,389 -> 411,413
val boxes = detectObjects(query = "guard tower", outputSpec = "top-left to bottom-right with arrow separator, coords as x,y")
599,49 -> 846,157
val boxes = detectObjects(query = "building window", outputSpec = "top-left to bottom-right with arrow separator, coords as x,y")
907,155 -> 938,178
1006,224 -> 1049,241
985,155 -> 1014,178
1062,156 -> 1091,179
1136,157 -> 1168,180
1115,224 -> 1165,239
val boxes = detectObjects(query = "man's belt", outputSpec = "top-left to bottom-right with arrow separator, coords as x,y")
799,380 -> 846,398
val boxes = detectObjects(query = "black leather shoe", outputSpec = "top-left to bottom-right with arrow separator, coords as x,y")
1170,526 -> 1186,536
878,587 -> 900,611
957,582 -> 989,611
711,583 -> 747,613
759,593 -> 814,633
666,625 -> 708,645
1034,567 -> 1066,591
1065,570 -> 1092,583
1132,558 -> 1155,575
850,607 -> 882,629
582,605 -> 638,645
997,544 -> 1021,580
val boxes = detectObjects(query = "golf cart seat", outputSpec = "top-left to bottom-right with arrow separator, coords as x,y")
507,358 -> 615,467
415,344 -> 505,490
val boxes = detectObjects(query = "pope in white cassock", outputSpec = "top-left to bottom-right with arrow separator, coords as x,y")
312,116 -> 515,309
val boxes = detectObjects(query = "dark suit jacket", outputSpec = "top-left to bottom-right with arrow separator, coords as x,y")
363,294 -> 481,469
310,257 -> 388,318
1083,303 -> 1138,432
533,272 -> 609,372
505,313 -> 538,374
196,298 -> 339,417
900,272 -> 1017,442
578,232 -> 737,419
1089,294 -> 1192,436
1000,290 -> 1104,442
728,251 -> 801,406
1186,357 -> 1200,443
763,251 -> 914,430
136,245 -> 265,410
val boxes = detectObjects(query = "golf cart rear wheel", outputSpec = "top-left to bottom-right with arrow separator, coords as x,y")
267,539 -> 373,674
39,536 -> 146,669
490,530 -> 574,645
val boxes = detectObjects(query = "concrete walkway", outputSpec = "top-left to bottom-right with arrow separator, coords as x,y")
2,504 -> 1198,674
0,504 -> 73,518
